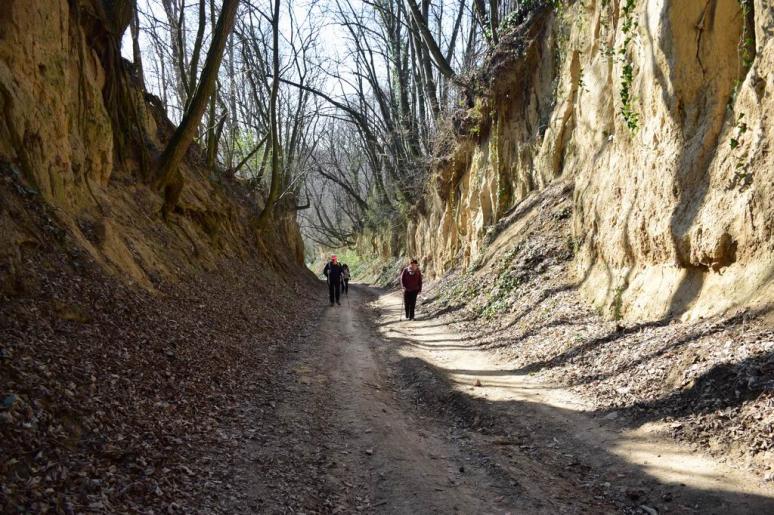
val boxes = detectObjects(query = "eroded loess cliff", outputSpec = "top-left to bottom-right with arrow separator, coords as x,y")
0,0 -> 305,292
0,3 -> 314,509
403,0 -> 772,321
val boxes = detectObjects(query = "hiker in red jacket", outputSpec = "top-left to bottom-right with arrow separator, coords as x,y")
400,259 -> 422,320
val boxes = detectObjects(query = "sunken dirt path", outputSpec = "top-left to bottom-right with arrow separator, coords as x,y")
224,285 -> 774,514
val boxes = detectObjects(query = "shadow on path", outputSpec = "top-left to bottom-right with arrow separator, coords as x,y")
366,285 -> 774,514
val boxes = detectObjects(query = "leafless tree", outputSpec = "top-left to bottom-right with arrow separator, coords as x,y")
128,0 -> 545,245
153,0 -> 240,217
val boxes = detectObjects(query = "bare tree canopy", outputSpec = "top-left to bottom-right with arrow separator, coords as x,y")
127,0 -> 546,243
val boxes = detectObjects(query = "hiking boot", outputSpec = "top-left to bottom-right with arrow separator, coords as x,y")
336,301 -> 341,305
330,302 -> 334,306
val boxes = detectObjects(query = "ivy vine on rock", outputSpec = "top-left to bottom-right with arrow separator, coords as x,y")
618,0 -> 639,132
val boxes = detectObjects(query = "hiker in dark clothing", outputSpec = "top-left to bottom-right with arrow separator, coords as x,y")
322,255 -> 344,306
342,264 -> 351,295
400,258 -> 422,320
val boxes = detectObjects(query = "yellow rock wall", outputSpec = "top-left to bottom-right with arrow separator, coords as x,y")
410,0 -> 773,321
0,0 -> 306,290
0,0 -> 114,208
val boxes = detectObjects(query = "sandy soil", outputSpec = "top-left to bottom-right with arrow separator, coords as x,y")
374,289 -> 774,514
224,284 -> 774,513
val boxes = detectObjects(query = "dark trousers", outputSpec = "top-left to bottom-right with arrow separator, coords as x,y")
329,280 -> 341,304
342,279 -> 349,294
404,291 -> 418,319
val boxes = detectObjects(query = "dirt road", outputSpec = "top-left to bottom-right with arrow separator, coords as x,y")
228,285 -> 774,513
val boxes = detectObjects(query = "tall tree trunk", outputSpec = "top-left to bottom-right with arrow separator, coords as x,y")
153,0 -> 240,218
488,0 -> 499,44
462,13 -> 478,72
472,0 -> 495,47
410,16 -> 440,119
441,0 -> 465,107
227,33 -> 238,169
186,0 -> 208,109
161,0 -> 188,108
129,1 -> 145,89
205,0 -> 219,169
405,0 -> 458,82
255,0 -> 282,227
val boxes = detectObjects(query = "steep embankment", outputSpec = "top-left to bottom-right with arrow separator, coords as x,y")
0,1 -> 313,511
417,180 -> 773,480
0,0 -> 305,288
396,0 -> 772,321
353,0 -> 774,483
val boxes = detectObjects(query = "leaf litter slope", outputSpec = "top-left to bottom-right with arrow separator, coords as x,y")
0,181 -> 320,512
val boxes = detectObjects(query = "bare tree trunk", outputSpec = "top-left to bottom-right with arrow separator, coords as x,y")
409,16 -> 440,120
205,0 -> 219,169
405,0 -> 458,82
186,0 -> 207,109
129,1 -> 145,89
153,0 -> 240,218
462,9 -> 478,72
255,0 -> 282,227
489,0 -> 499,44
472,0 -> 495,47
161,0 -> 189,107
441,0 -> 466,107
227,33 -> 238,170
